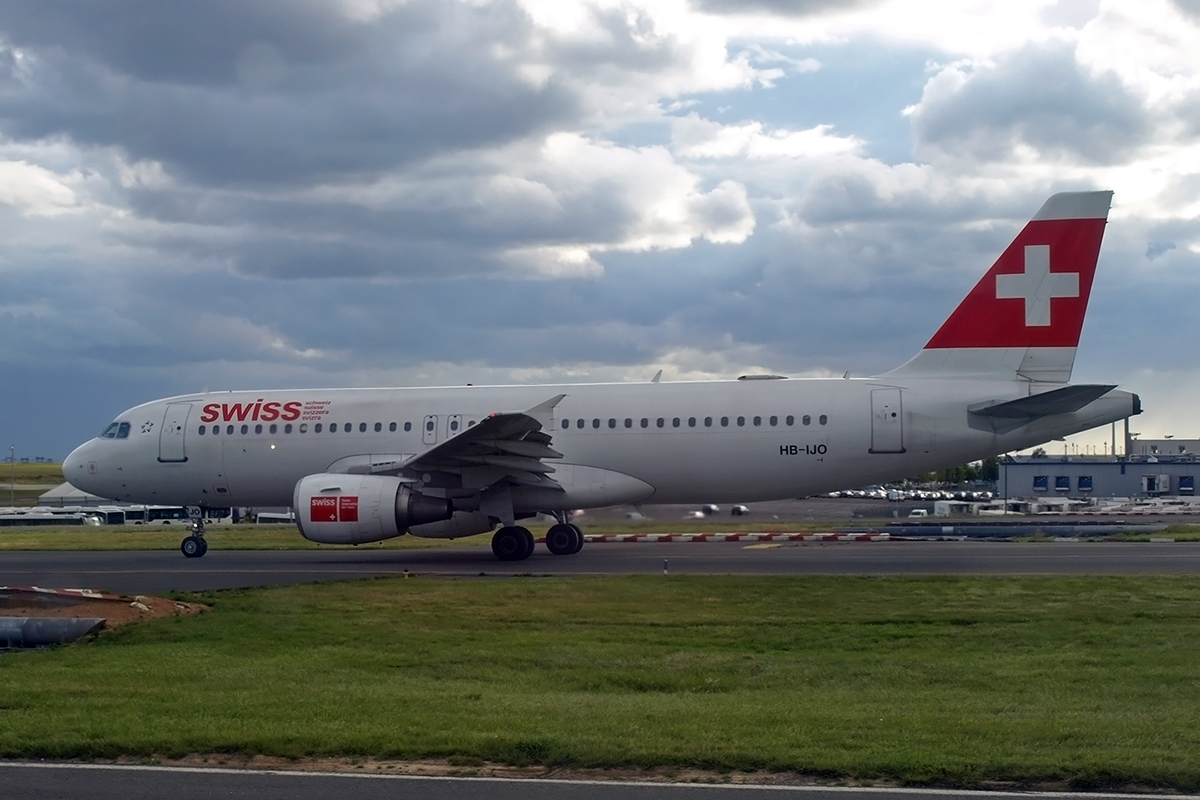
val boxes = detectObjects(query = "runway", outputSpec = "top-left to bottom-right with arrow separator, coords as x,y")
3,762 -> 1197,800
5,540 -> 1200,594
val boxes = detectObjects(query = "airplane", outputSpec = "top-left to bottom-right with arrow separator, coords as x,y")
63,190 -> 1140,561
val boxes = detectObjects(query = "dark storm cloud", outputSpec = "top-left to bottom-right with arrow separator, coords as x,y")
909,43 -> 1150,165
0,0 -> 577,187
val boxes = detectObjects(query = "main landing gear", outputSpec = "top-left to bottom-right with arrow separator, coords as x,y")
490,520 -> 584,561
181,507 -> 208,559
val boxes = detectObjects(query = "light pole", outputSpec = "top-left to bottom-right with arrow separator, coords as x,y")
8,445 -> 14,507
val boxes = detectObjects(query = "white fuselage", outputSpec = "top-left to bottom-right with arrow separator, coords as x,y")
63,377 -> 1137,513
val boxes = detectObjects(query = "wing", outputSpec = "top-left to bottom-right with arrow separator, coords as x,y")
398,394 -> 566,491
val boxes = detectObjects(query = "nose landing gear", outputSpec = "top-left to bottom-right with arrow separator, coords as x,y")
181,507 -> 208,558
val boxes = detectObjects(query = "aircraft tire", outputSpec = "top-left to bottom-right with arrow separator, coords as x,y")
568,523 -> 584,553
180,536 -> 205,558
518,526 -> 535,559
545,523 -> 578,555
492,526 -> 534,561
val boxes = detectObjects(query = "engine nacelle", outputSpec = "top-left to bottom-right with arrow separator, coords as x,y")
294,473 -> 453,544
409,511 -> 495,540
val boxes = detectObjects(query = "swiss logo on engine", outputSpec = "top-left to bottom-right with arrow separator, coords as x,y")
311,495 -> 355,523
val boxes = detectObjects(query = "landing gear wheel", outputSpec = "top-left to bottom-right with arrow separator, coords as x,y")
568,523 -> 585,553
545,523 -> 580,555
492,526 -> 535,561
180,536 -> 207,558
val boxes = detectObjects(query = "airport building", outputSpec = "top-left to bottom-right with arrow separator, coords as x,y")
996,450 -> 1199,500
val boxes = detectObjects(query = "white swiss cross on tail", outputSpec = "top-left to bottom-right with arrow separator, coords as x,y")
889,190 -> 1112,382
995,245 -> 1080,327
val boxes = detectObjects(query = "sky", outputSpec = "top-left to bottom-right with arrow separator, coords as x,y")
2,0 -> 1199,462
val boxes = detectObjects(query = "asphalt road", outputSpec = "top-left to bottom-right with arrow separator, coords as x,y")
4,540 -> 1200,594
3,763 -> 1196,800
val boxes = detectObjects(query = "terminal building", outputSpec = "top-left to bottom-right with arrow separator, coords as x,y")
996,438 -> 1200,500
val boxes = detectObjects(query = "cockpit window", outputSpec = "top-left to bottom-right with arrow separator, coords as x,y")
101,422 -> 132,440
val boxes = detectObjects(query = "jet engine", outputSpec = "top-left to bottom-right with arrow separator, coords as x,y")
294,473 -> 452,544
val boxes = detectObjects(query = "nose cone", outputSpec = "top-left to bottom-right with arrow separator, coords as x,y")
62,440 -> 98,493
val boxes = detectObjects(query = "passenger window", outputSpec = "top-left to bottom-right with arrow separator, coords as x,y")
389,422 -> 397,432
819,415 -> 828,425
562,420 -> 571,430
737,416 -> 745,427
254,424 -> 263,434
640,418 -> 649,428
212,425 -> 220,436
375,422 -> 382,432
226,425 -> 234,435
753,416 -> 761,427
803,415 -> 811,426
404,422 -> 412,432
315,423 -> 323,433
299,423 -> 307,433
786,415 -> 794,426
769,416 -> 777,426
592,418 -> 600,429
608,418 -> 617,428
241,425 -> 249,435
688,417 -> 696,427
360,422 -> 368,433
672,417 -> 680,428
285,424 -> 293,434
269,424 -> 277,434
577,419 -> 585,429
721,417 -> 729,427
704,417 -> 712,427
656,418 -> 664,428
199,426 -> 206,435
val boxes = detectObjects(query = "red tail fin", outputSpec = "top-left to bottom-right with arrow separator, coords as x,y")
887,191 -> 1112,382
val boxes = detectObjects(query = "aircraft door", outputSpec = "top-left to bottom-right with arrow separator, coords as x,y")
422,415 -> 438,445
869,389 -> 906,454
159,403 -> 192,462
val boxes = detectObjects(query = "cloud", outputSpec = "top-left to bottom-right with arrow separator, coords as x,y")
691,0 -> 882,17
1,0 -> 1199,463
0,160 -> 77,215
907,43 -> 1151,166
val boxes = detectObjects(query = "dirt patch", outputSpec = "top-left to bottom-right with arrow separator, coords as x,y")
0,589 -> 204,629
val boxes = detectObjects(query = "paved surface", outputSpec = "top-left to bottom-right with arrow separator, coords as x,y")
4,540 -> 1200,594
3,763 -> 1196,800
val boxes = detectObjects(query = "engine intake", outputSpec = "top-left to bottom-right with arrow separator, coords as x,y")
294,473 -> 452,544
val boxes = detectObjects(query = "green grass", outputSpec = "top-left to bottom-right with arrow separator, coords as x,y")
1,575 -> 1199,789
2,461 -> 63,484
0,525 -> 493,550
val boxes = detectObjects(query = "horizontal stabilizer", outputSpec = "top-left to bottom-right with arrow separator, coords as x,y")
970,384 -> 1117,420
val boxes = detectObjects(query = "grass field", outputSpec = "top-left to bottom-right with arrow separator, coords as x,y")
1,575 -> 1199,789
0,524 -> 496,551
